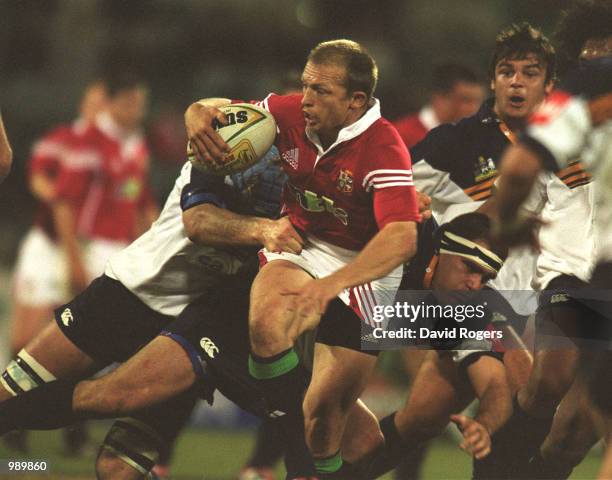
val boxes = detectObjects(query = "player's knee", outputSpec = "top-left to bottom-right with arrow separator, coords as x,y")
0,349 -> 56,399
99,418 -> 163,480
249,311 -> 291,355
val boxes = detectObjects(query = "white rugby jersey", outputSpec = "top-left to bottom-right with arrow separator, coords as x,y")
532,169 -> 597,289
105,151 -> 285,316
525,78 -> 611,266
105,163 -> 235,316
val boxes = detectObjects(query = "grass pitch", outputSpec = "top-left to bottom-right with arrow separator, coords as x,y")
0,423 -> 603,479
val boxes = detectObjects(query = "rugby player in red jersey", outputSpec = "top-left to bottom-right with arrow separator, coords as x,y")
6,81 -> 108,455
186,39 -> 420,478
394,63 -> 484,149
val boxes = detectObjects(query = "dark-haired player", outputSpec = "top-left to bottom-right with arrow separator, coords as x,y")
394,63 -> 484,148
407,22 -> 600,479
187,39 -> 421,478
494,2 -> 612,477
344,213 -> 514,478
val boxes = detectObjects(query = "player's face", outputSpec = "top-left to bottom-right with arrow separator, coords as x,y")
435,81 -> 485,124
433,240 -> 495,293
491,54 -> 553,125
108,86 -> 149,132
301,61 -> 367,145
449,81 -> 485,121
80,83 -> 108,123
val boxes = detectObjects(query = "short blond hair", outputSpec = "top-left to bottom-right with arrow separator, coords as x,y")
307,39 -> 378,99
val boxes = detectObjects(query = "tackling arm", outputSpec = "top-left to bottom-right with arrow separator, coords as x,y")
182,204 -> 304,254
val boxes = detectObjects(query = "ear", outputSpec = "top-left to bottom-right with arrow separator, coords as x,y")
490,78 -> 495,92
349,91 -> 368,109
544,79 -> 554,96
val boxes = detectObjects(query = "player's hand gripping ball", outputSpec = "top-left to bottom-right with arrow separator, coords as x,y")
188,103 -> 277,175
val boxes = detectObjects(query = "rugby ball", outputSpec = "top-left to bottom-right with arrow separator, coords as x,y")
188,103 -> 277,175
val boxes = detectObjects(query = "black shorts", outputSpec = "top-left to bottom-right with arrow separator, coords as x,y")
161,278 -> 270,417
317,298 -> 379,356
54,275 -> 174,365
536,274 -> 608,346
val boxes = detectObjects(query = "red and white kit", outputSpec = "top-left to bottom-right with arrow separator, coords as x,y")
256,94 -> 420,326
13,114 -> 154,305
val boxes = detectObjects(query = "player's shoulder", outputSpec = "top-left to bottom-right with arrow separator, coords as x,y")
366,117 -> 408,146
260,93 -> 303,126
393,112 -> 420,129
40,123 -> 75,142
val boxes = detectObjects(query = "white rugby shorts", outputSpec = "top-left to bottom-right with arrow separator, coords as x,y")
258,234 -> 403,328
13,227 -> 127,306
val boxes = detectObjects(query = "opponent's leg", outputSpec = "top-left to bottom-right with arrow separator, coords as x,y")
96,388 -> 198,480
360,351 -> 470,478
0,321 -> 95,403
527,376 -> 599,479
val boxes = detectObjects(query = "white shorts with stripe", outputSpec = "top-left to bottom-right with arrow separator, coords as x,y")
258,234 -> 403,329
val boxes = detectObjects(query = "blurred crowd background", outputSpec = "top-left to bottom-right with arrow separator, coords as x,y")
0,0 -> 573,265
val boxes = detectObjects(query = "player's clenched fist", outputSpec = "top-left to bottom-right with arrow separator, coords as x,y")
184,102 -> 230,164
450,414 -> 492,459
258,217 -> 304,254
416,190 -> 432,220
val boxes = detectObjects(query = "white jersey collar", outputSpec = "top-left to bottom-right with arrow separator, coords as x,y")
418,105 -> 440,131
307,98 -> 382,157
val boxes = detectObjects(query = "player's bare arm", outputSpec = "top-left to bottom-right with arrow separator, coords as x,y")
283,221 -> 417,328
495,143 -> 542,222
0,112 -> 13,181
51,199 -> 89,293
29,172 -> 56,203
492,143 -> 545,248
183,204 -> 304,254
184,98 -> 232,163
452,355 -> 512,459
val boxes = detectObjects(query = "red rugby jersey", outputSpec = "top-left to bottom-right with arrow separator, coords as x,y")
28,120 -> 92,238
393,106 -> 439,149
53,113 -> 153,243
256,94 -> 420,251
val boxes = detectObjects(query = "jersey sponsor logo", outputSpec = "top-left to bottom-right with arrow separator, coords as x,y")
530,91 -> 572,126
289,183 -> 349,225
200,337 -> 220,358
473,156 -> 498,183
281,148 -> 299,169
550,293 -> 570,304
268,410 -> 286,418
336,168 -> 354,194
117,177 -> 142,200
61,308 -> 74,327
464,157 -> 498,201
